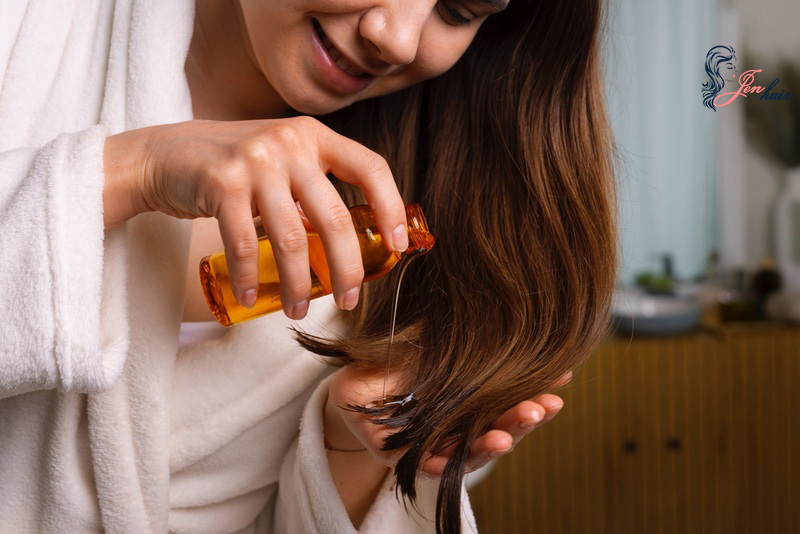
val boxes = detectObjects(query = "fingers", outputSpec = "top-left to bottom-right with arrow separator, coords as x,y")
532,393 -> 565,426
419,430 -> 513,478
457,400 -> 561,475
553,370 -> 573,388
485,373 -> 570,439
293,174 -> 364,311
404,399 -> 561,479
490,399 -> 545,434
459,394 -> 565,474
211,117 -> 406,318
253,183 -> 312,319
216,199 -> 260,309
315,127 -> 408,253
412,376 -> 573,480
466,429 -> 514,466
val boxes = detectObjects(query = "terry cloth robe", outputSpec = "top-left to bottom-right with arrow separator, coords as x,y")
0,1 -> 479,532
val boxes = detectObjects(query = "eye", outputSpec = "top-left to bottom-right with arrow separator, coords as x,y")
436,0 -> 476,27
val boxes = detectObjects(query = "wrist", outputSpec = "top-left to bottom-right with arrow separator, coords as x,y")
102,130 -> 153,229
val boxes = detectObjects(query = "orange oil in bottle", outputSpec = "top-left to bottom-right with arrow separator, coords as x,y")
199,204 -> 434,327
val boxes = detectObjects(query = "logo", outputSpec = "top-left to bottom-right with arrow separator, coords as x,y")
701,45 -> 793,111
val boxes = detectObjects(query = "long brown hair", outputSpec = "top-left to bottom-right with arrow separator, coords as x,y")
297,1 -> 617,532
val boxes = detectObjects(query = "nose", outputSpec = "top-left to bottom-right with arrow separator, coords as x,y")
359,2 -> 434,66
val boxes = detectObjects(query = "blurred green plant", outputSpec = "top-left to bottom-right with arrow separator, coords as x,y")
634,271 -> 674,295
744,60 -> 800,168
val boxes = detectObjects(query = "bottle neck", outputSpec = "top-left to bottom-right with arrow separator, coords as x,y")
345,203 -> 436,255
403,203 -> 436,254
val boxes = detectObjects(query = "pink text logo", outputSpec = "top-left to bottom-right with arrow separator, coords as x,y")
701,45 -> 793,112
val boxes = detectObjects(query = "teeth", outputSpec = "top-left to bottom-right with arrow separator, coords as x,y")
327,44 -> 341,61
316,22 -> 367,77
335,57 -> 350,71
333,57 -> 363,77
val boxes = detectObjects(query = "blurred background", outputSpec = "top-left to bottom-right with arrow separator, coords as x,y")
466,0 -> 800,532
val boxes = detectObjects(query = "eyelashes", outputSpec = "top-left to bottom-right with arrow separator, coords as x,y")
436,0 -> 475,27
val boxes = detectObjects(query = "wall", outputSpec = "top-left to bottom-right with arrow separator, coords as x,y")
606,0 -> 718,284
727,0 -> 800,267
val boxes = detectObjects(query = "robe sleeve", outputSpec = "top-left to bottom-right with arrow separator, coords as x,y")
0,125 -> 130,399
273,371 -> 480,534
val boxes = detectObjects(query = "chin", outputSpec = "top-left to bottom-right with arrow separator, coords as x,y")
281,87 -> 357,116
292,100 -> 349,116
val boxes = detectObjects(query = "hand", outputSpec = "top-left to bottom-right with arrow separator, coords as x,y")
103,116 -> 409,318
324,366 -> 572,478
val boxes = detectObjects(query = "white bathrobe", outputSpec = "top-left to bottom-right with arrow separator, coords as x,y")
0,1 -> 478,532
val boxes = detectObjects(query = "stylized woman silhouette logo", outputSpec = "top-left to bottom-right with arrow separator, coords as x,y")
702,45 -> 738,111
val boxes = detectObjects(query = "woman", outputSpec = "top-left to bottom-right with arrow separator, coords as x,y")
702,45 -> 738,111
0,0 -> 615,533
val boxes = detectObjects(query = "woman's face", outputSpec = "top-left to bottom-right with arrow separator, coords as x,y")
722,60 -> 738,85
237,0 -> 509,115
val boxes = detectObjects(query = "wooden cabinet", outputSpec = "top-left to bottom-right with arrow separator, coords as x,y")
468,325 -> 800,534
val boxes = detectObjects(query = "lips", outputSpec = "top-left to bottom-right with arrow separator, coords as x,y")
309,17 -> 376,95
312,18 -> 372,78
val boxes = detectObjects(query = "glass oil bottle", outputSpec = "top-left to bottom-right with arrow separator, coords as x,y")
199,203 -> 435,326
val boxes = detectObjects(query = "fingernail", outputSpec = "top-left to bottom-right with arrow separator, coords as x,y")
342,286 -> 360,310
241,289 -> 257,309
531,409 -> 542,423
392,224 -> 408,252
291,299 -> 309,319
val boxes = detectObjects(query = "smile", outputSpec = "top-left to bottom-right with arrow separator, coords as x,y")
312,18 -> 372,78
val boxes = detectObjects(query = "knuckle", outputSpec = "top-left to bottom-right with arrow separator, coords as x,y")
283,279 -> 312,300
339,263 -> 365,286
324,204 -> 354,233
229,239 -> 259,263
292,115 -> 320,131
269,123 -> 302,149
274,226 -> 308,256
234,140 -> 271,166
362,153 -> 389,177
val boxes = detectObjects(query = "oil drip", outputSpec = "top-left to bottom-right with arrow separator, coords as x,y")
364,247 -> 427,410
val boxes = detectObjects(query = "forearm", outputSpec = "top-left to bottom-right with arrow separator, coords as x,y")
323,388 -> 391,529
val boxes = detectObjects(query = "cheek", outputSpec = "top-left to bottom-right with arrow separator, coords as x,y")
413,31 -> 476,79
367,30 -> 476,101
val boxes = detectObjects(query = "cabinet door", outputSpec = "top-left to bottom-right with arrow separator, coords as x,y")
467,328 -> 800,534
